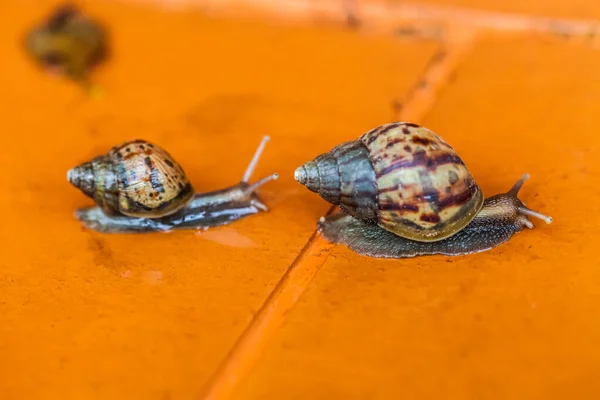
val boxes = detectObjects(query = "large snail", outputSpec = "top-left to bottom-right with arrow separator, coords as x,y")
25,4 -> 107,83
294,122 -> 552,258
68,136 -> 278,233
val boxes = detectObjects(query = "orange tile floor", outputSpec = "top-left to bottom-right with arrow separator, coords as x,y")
1,1 -> 599,399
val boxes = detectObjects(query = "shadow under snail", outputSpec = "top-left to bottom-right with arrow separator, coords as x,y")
294,122 -> 552,259
25,4 -> 107,84
68,136 -> 278,233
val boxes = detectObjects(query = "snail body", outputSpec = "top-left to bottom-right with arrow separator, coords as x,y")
68,137 -> 277,233
25,4 -> 107,82
295,122 -> 552,258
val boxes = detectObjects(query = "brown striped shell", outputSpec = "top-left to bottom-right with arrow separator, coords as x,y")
294,122 -> 484,242
67,140 -> 194,218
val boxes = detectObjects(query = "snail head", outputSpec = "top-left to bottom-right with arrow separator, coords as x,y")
479,174 -> 552,230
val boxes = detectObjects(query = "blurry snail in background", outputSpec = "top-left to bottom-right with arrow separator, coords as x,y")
294,122 -> 552,259
68,136 -> 278,233
25,3 -> 107,85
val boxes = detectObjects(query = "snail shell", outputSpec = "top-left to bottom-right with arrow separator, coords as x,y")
25,4 -> 106,81
294,122 -> 484,242
67,140 -> 194,218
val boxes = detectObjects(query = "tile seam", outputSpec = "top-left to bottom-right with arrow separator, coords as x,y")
198,29 -> 478,400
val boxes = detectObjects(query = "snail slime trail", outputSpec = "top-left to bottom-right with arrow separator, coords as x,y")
295,122 -> 552,259
68,136 -> 278,233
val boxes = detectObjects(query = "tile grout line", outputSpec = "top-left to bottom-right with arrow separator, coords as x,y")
197,28 -> 479,400
198,229 -> 335,400
394,29 -> 478,121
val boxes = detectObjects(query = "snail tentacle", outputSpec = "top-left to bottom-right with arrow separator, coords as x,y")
245,173 -> 279,195
510,174 -> 552,224
242,136 -> 270,183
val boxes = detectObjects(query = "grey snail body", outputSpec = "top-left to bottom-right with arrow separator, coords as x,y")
294,122 -> 552,259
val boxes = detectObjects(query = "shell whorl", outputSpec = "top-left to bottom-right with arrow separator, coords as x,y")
295,122 -> 484,242
294,140 -> 378,224
67,155 -> 120,214
68,140 -> 194,218
361,122 -> 483,241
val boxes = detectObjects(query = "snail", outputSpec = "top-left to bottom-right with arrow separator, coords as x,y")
68,136 -> 278,233
294,122 -> 552,259
25,4 -> 107,84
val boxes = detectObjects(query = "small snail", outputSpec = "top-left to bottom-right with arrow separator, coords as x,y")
68,136 -> 278,233
294,122 -> 552,258
25,4 -> 107,83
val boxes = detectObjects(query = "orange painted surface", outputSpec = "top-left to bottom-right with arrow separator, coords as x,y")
3,0 -> 600,399
236,33 -> 600,399
0,1 -> 436,398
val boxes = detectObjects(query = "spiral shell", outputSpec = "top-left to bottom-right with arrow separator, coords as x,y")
25,4 -> 106,80
67,140 -> 194,218
294,122 -> 484,242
